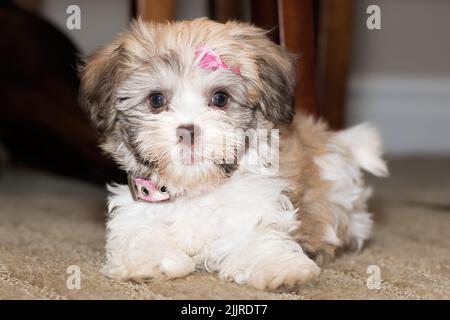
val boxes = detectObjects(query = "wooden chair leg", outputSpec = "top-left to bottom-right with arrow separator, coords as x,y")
209,0 -> 243,23
317,0 -> 354,129
251,0 -> 319,117
250,0 -> 280,43
135,0 -> 174,21
279,0 -> 319,117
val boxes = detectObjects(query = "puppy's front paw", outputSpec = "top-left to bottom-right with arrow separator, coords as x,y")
103,250 -> 195,281
244,253 -> 320,290
102,255 -> 161,281
159,251 -> 196,278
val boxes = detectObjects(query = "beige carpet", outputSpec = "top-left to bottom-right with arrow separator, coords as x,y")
0,159 -> 449,300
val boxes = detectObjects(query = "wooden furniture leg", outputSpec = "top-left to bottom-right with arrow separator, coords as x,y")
209,0 -> 243,23
317,0 -> 354,129
251,0 -> 319,117
135,0 -> 174,21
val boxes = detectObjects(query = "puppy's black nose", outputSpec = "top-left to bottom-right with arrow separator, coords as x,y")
176,124 -> 199,145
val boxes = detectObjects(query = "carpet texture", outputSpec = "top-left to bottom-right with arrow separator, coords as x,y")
0,159 -> 449,299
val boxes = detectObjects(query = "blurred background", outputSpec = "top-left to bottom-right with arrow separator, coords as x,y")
1,0 -> 450,184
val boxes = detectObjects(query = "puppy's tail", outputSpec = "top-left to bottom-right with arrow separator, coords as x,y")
333,123 -> 388,177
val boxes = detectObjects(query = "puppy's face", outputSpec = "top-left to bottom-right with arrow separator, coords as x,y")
80,18 -> 296,195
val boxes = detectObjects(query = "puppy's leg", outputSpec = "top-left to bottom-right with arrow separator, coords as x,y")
204,185 -> 320,290
103,185 -> 195,281
301,123 -> 389,259
210,229 -> 320,290
104,223 -> 196,281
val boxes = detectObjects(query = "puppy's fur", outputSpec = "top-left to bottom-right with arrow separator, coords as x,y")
79,18 -> 387,290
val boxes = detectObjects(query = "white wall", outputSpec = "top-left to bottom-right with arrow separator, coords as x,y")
347,0 -> 450,155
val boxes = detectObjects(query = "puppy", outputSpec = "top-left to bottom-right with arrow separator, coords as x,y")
79,18 -> 388,290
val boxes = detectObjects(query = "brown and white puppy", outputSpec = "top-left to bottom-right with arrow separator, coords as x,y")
79,18 -> 387,290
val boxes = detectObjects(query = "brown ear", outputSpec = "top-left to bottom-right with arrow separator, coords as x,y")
78,41 -> 124,135
227,22 -> 298,125
254,49 -> 297,124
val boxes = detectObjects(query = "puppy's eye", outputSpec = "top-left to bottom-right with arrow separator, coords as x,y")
210,92 -> 228,108
148,93 -> 166,110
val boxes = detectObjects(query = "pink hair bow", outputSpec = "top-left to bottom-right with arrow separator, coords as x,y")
195,45 -> 240,74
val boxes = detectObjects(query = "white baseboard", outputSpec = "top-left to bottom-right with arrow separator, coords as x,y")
346,75 -> 450,155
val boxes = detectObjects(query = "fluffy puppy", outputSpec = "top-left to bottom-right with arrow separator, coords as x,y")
79,18 -> 387,290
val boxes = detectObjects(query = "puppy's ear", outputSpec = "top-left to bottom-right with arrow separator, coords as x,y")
78,41 -> 124,135
254,50 -> 297,125
227,22 -> 298,125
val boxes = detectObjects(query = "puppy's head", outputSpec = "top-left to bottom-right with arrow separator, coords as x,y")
79,18 -> 297,195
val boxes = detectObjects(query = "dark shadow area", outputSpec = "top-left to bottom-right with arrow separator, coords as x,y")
0,2 -> 125,184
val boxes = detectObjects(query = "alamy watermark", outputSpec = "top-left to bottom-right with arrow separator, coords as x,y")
66,265 -> 81,290
176,124 -> 280,173
366,5 -> 381,30
66,5 -> 81,30
366,265 -> 381,289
